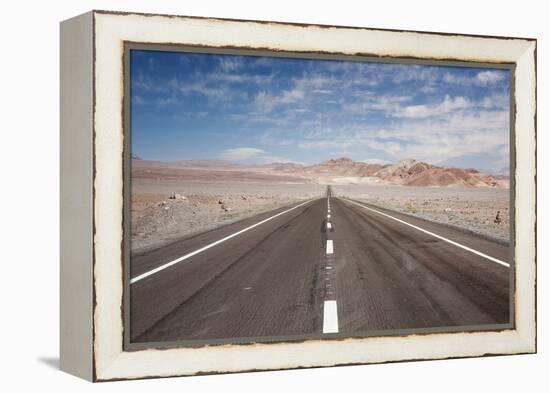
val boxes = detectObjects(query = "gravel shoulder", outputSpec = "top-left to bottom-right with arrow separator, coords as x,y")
131,178 -> 510,254
332,184 -> 510,243
131,178 -> 325,254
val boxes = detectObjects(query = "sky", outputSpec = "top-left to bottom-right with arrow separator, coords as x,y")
131,49 -> 510,174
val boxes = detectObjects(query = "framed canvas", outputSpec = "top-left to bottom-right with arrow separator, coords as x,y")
60,10 -> 537,381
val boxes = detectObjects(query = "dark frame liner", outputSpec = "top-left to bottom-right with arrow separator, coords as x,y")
122,42 -> 517,352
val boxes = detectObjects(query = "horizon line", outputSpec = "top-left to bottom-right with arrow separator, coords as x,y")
131,155 -> 510,175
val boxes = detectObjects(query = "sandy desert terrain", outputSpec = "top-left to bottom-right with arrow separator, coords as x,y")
131,177 -> 325,253
131,158 -> 510,253
332,184 -> 510,243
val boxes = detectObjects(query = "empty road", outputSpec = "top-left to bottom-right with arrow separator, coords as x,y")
130,186 -> 511,344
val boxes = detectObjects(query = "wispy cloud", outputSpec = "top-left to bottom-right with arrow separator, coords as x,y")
254,88 -> 306,112
297,140 -> 355,150
394,95 -> 470,118
220,147 -> 266,161
443,69 -> 507,86
218,57 -> 244,72
131,50 -> 510,172
476,70 -> 506,84
219,147 -> 299,164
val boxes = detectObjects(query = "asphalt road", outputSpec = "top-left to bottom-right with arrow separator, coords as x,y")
130,186 -> 511,343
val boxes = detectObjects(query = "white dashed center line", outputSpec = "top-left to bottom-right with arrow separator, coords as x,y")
322,300 -> 339,333
323,188 -> 339,334
326,239 -> 334,254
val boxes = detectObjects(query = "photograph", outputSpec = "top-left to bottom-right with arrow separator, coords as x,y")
127,48 -> 513,345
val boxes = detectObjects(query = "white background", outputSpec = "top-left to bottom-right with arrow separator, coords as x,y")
0,0 -> 546,391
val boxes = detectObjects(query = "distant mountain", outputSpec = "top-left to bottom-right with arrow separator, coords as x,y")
267,162 -> 305,171
131,157 -> 508,188
375,158 -> 507,188
276,157 -> 386,177
173,159 -> 240,168
274,156 -> 508,188
131,154 -> 143,160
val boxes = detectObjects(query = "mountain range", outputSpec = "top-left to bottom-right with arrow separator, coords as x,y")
278,157 -> 508,188
132,157 -> 509,188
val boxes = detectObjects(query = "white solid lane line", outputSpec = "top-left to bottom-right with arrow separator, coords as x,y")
326,240 -> 334,254
323,300 -> 339,333
131,199 -> 314,284
345,199 -> 510,268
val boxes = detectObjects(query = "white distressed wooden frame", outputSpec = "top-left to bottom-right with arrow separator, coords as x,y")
60,10 -> 536,381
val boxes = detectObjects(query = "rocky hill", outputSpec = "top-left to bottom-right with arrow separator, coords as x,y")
132,156 -> 509,188
277,157 -> 385,177
275,157 -> 508,188
374,159 -> 507,188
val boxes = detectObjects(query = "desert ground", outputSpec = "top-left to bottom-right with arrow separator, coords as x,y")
131,158 -> 510,254
332,184 -> 510,243
131,177 -> 325,253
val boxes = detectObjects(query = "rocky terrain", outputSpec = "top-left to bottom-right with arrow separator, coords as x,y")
372,159 -> 508,188
132,157 -> 509,188
275,157 -> 509,188
333,184 -> 510,243
130,157 -> 510,253
131,178 -> 324,254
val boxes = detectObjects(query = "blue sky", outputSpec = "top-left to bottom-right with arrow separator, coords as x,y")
131,50 -> 510,174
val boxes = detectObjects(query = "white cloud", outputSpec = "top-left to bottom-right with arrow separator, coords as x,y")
258,131 -> 296,147
366,109 -> 509,164
219,147 -> 300,164
253,73 -> 342,113
395,95 -> 470,118
220,147 -> 265,161
344,94 -> 412,115
442,70 -> 507,86
391,64 -> 439,84
132,95 -> 145,106
254,87 -> 305,112
218,57 -> 244,72
297,140 -> 355,150
178,82 -> 230,100
133,52 -> 510,172
366,140 -> 404,156
476,70 -> 506,84
284,96 -> 509,170
281,88 -> 305,103
207,72 -> 275,85
480,93 -> 509,110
